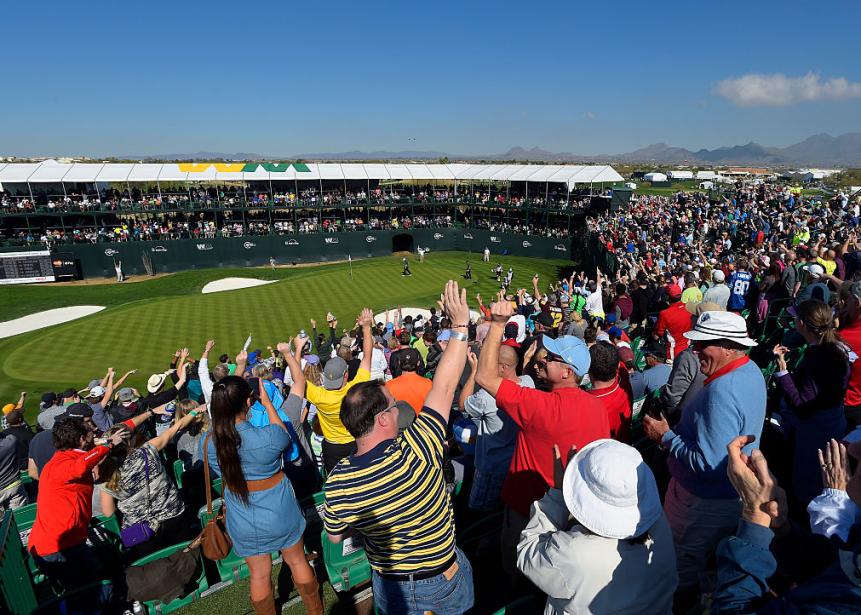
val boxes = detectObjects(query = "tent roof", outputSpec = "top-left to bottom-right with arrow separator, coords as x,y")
96,163 -> 134,182
63,163 -> 106,183
1,160 -> 623,185
28,162 -> 73,183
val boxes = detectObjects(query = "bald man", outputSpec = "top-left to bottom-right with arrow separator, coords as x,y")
459,344 -> 534,513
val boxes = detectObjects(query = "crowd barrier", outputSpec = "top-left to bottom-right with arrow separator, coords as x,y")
0,229 -> 575,279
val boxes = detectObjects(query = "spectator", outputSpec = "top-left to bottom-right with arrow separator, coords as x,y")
324,281 -> 474,615
642,310 -> 766,609
840,281 -> 861,430
712,434 -> 861,612
2,409 -> 34,471
37,391 -> 65,431
459,346 -> 532,513
773,299 -> 850,508
305,309 -> 375,473
653,283 -> 691,360
517,440 -> 677,613
385,348 -> 432,416
205,377 -> 322,615
727,257 -> 755,312
681,272 -> 703,305
173,398 -> 209,470
389,330 -> 425,378
27,417 -> 126,590
703,269 -> 730,309
98,407 -> 202,559
476,299 -> 610,582
629,345 -> 672,400
586,341 -> 633,442
0,424 -> 27,510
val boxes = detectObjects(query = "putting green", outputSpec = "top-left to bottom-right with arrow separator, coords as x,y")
0,252 -> 572,420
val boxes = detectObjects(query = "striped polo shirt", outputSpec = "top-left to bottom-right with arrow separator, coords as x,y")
323,407 -> 455,574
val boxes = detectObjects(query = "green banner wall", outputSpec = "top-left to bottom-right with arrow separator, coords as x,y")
0,230 -> 572,279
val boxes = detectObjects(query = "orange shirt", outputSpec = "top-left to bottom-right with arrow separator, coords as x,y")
385,372 -> 432,414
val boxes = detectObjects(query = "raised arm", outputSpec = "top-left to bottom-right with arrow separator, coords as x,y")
475,300 -> 512,397
458,352 -> 478,412
423,281 -> 470,423
199,339 -> 216,403
235,349 -> 248,378
357,308 -> 374,374
148,406 -> 204,451
279,338 -> 307,399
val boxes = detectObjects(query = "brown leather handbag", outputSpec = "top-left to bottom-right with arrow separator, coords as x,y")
200,433 -> 232,561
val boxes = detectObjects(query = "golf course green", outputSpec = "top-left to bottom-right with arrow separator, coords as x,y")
0,251 -> 572,420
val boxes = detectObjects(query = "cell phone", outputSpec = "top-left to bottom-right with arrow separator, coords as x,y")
242,335 -> 252,352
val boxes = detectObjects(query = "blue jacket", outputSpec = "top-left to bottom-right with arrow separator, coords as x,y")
662,359 -> 765,499
713,520 -> 861,613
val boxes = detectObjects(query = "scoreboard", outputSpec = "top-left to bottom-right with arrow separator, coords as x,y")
0,251 -> 56,284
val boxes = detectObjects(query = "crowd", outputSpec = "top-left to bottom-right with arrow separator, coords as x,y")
3,180 -> 861,614
3,213 -> 579,248
0,186 -> 595,215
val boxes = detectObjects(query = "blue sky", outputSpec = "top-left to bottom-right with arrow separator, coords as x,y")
2,0 -> 859,157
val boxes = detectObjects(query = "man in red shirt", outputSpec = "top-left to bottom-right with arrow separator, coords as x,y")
839,281 -> 861,429
28,410 -> 126,591
654,283 -> 693,360
476,300 -> 610,582
587,341 -> 634,442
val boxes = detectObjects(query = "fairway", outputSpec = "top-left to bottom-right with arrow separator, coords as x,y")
0,251 -> 572,419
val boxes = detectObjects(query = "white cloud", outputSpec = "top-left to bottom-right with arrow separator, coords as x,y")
583,111 -> 596,119
715,72 -> 861,106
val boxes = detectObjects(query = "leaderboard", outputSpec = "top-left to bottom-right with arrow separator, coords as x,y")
0,250 -> 56,284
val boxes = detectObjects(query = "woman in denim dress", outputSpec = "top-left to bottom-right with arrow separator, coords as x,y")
206,338 -> 322,615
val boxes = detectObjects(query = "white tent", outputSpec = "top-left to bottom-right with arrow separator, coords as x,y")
667,170 -> 693,180
644,172 -> 668,183
696,170 -> 717,180
0,161 -> 623,187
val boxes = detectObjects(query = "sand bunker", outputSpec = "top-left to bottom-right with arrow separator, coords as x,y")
373,307 -> 482,324
201,277 -> 277,294
0,306 -> 106,339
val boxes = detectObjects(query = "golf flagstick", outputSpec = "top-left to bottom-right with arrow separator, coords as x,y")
348,253 -> 353,278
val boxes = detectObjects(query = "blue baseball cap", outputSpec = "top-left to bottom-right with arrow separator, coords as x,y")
542,335 -> 591,378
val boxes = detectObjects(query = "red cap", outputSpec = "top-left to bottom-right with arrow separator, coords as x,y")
665,283 -> 683,299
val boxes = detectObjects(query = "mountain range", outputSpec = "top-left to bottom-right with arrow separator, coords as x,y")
130,133 -> 861,167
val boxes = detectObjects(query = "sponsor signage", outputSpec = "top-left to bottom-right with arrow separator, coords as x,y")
196,243 -> 214,251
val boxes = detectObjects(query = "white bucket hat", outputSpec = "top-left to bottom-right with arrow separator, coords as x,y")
683,311 -> 757,347
562,439 -> 662,540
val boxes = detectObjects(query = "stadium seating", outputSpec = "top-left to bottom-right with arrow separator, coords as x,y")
320,528 -> 372,593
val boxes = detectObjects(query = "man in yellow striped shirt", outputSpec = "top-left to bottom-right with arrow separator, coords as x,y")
323,281 -> 474,615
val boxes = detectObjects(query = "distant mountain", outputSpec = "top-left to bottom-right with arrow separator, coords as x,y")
498,134 -> 861,166
125,132 -> 861,166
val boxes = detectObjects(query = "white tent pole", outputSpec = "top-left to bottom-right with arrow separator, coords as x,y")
27,181 -> 34,203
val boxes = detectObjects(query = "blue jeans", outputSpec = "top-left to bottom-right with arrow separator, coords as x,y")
372,548 -> 474,615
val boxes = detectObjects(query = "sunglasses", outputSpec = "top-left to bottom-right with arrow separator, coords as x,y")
374,401 -> 399,418
536,356 -> 564,370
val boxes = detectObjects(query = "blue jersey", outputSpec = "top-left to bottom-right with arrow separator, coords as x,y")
727,270 -> 753,311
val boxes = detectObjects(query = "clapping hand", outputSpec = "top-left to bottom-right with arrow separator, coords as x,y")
726,435 -> 783,528
772,344 -> 789,371
818,438 -> 849,491
236,349 -> 248,364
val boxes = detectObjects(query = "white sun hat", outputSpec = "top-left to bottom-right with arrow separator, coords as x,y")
683,310 -> 757,347
562,439 -> 663,540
